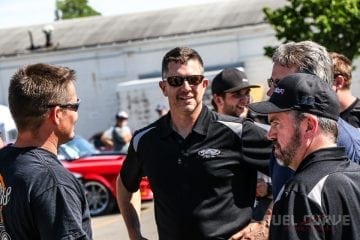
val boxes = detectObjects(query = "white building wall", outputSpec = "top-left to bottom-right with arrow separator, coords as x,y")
1,24 -> 359,138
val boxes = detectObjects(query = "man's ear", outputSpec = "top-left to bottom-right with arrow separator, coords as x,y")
333,74 -> 345,90
48,107 -> 61,125
304,116 -> 317,138
159,81 -> 167,97
213,94 -> 224,107
202,78 -> 209,88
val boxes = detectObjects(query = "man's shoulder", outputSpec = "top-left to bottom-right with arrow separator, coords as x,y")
340,98 -> 360,127
337,117 -> 360,163
0,147 -> 68,186
210,110 -> 243,123
1,146 -> 54,162
338,117 -> 360,135
132,120 -> 160,141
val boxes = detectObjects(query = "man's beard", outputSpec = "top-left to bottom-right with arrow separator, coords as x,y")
274,125 -> 302,167
223,104 -> 245,118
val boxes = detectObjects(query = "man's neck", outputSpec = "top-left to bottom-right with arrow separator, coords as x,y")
337,89 -> 357,112
14,131 -> 59,155
170,105 -> 202,139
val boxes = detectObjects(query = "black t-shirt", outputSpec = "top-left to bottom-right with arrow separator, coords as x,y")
340,98 -> 360,128
0,146 -> 92,240
121,105 -> 273,239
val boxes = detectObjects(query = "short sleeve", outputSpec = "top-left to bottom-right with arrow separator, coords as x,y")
120,137 -> 143,192
32,185 -> 92,240
241,120 -> 273,174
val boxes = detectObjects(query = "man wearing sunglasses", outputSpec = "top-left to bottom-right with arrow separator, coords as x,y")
117,47 -> 273,240
0,63 -> 92,239
236,41 -> 360,240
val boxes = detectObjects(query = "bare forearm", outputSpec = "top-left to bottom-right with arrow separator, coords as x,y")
116,175 -> 144,240
100,136 -> 114,147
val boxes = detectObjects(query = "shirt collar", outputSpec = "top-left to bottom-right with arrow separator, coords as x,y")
159,105 -> 210,138
296,147 -> 347,173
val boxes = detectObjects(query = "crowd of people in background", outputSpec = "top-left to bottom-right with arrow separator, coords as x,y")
89,104 -> 169,152
1,39 -> 360,240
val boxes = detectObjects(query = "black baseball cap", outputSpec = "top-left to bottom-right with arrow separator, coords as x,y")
248,73 -> 339,121
211,68 -> 260,94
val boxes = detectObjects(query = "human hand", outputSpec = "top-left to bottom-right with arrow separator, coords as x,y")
256,179 -> 268,198
228,220 -> 269,240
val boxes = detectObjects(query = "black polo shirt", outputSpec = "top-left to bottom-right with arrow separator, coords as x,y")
270,148 -> 360,240
121,105 -> 272,239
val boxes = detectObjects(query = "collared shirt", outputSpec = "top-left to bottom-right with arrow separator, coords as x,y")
271,116 -> 360,200
271,147 -> 360,240
340,97 -> 360,128
121,105 -> 272,239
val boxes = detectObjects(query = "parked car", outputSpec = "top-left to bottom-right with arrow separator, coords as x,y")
58,136 -> 153,216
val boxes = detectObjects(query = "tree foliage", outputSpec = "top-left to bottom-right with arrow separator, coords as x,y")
56,0 -> 101,20
263,0 -> 360,60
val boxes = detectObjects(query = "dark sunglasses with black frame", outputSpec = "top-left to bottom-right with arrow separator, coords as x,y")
47,98 -> 81,112
164,75 -> 204,87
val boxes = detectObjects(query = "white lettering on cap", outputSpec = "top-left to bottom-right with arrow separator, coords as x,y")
274,87 -> 285,95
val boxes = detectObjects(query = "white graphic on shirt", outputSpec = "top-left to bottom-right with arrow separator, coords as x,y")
198,149 -> 221,158
0,174 -> 12,240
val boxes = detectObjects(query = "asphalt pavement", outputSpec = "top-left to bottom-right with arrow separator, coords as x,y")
91,201 -> 158,240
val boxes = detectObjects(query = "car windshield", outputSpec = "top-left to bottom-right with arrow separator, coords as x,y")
58,136 -> 99,160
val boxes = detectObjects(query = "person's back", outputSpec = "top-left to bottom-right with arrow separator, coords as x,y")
272,155 -> 360,239
0,146 -> 91,239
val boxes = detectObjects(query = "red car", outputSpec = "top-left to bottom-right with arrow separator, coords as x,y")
59,136 -> 153,216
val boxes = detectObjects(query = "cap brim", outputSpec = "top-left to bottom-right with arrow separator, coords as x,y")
248,101 -> 293,115
224,84 -> 261,93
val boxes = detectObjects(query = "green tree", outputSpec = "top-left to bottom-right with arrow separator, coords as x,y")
263,0 -> 360,60
56,0 -> 101,19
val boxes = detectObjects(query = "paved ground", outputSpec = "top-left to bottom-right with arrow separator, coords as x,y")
91,201 -> 158,240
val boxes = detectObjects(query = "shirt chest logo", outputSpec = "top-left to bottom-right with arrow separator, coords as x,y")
198,148 -> 221,158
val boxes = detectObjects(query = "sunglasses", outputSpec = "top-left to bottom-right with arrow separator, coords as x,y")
47,98 -> 81,112
267,77 -> 281,88
164,75 -> 204,87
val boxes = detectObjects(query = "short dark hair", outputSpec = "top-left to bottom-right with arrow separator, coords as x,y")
161,47 -> 204,79
8,63 -> 76,131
